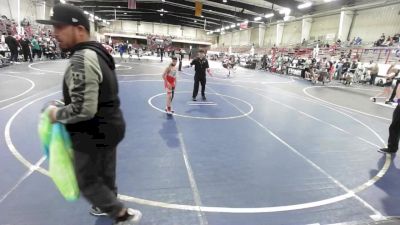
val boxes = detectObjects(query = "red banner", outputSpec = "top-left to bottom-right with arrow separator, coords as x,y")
128,0 -> 136,9
240,22 -> 248,29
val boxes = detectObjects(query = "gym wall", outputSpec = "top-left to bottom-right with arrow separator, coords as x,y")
216,2 -> 400,47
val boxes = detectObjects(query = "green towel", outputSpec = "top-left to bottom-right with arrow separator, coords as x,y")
48,123 -> 79,201
38,109 -> 52,157
38,110 -> 79,201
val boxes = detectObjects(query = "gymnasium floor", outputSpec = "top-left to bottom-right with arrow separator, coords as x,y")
1,56 -> 400,225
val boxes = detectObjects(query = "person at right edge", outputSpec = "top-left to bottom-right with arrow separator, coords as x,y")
380,63 -> 400,154
36,4 -> 142,225
380,103 -> 400,154
190,49 -> 212,101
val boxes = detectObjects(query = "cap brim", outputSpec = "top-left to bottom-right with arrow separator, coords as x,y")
36,19 -> 66,26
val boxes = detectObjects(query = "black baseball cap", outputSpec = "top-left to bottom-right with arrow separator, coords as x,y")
36,4 -> 90,32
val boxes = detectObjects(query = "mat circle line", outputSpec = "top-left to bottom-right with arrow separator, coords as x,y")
4,80 -> 391,213
303,86 -> 391,121
0,75 -> 35,103
29,61 -> 132,74
148,91 -> 254,120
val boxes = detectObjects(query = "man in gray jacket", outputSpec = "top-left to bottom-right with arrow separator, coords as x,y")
37,4 -> 141,225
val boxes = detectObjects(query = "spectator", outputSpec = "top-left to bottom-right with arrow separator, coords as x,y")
5,33 -> 19,63
335,60 -> 343,80
118,43 -> 125,61
381,33 -> 386,41
375,33 -> 386,46
0,38 -> 8,57
349,60 -> 358,74
385,36 -> 394,46
393,33 -> 400,43
341,59 -> 351,81
20,35 -> 33,62
31,36 -> 41,60
368,60 -> 379,85
336,39 -> 342,47
371,62 -> 398,104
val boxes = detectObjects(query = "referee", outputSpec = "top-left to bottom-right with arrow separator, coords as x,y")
380,102 -> 400,154
190,49 -> 212,101
380,63 -> 400,154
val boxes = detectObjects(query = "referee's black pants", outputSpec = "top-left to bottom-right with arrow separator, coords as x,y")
389,79 -> 400,101
388,104 -> 400,152
192,75 -> 206,98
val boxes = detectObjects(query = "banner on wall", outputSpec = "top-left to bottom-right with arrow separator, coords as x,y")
195,1 -> 202,17
240,22 -> 248,30
128,0 -> 137,9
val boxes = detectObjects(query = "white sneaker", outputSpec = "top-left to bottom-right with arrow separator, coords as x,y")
114,208 -> 142,225
165,107 -> 173,115
89,206 -> 108,216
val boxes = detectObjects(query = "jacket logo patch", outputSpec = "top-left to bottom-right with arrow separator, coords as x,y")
72,72 -> 84,85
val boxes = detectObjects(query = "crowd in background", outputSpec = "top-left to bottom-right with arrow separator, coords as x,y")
1,33 -> 63,63
0,15 -> 65,67
299,32 -> 400,50
258,52 -> 398,87
374,33 -> 400,47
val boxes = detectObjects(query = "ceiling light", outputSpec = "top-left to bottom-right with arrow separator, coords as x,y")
223,0 -> 227,2
117,6 -> 121,8
107,22 -> 110,25
221,28 -> 225,31
160,13 -> 163,16
254,17 -> 261,21
103,19 -> 107,23
279,8 -> 291,15
60,0 -> 66,4
201,15 -> 204,18
225,26 -> 230,29
298,2 -> 312,9
244,20 -> 248,23
84,10 -> 89,15
194,20 -> 197,23
124,12 -> 127,15
95,16 -> 100,20
230,24 -> 235,28
162,0 -> 165,2
236,23 -> 240,26
264,13 -> 274,18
